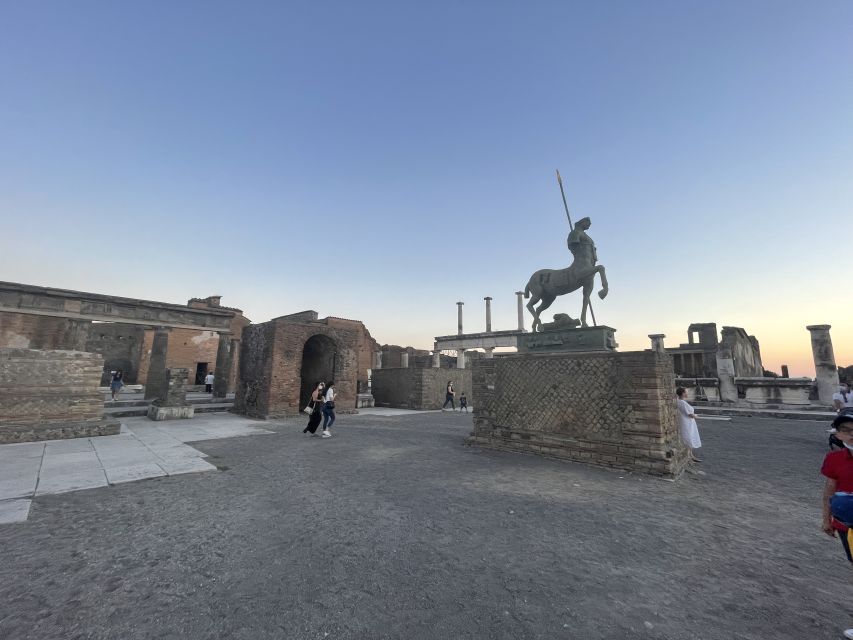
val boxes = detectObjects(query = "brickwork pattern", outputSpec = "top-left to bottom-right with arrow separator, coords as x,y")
469,350 -> 688,478
0,348 -> 107,441
234,316 -> 376,419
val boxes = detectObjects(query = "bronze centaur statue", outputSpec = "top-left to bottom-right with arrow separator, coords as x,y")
524,217 -> 609,332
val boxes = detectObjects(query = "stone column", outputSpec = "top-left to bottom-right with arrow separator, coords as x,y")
144,328 -> 169,401
457,349 -> 466,369
484,347 -> 495,359
484,297 -> 492,333
400,351 -> 409,368
147,368 -> 194,421
648,334 -> 666,354
457,302 -> 464,335
515,291 -> 525,331
213,333 -> 233,398
807,325 -> 839,404
432,345 -> 441,368
374,351 -> 382,369
229,338 -> 240,392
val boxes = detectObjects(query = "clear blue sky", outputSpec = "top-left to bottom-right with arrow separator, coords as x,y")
1,1 -> 851,376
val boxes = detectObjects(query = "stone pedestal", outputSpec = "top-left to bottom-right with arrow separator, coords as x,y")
147,368 -> 194,421
807,325 -> 839,405
0,348 -> 120,443
648,334 -> 666,354
468,349 -> 688,478
517,326 -> 617,354
356,393 -> 375,408
400,352 -> 409,368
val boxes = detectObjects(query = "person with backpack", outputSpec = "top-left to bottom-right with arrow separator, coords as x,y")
820,408 -> 853,638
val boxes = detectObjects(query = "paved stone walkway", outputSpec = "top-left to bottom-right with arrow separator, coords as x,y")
0,415 -> 272,524
0,412 -> 847,639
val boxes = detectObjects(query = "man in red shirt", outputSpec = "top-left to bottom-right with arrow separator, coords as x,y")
822,410 -> 853,554
820,409 -> 853,639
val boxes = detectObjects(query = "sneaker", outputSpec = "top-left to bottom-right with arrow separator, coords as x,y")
844,630 -> 853,639
322,431 -> 332,438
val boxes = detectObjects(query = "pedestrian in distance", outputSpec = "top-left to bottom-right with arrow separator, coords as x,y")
834,383 -> 853,412
675,387 -> 702,462
204,371 -> 215,393
109,369 -> 124,402
820,408 -> 853,639
459,391 -> 468,413
442,381 -> 456,411
322,381 -> 336,438
302,381 -> 325,436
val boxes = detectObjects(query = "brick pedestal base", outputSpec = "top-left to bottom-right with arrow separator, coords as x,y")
468,349 -> 688,478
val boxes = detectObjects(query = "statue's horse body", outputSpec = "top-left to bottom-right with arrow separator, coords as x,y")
524,244 -> 608,332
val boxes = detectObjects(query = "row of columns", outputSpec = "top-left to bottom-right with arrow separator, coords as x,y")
143,327 -> 237,402
648,325 -> 841,404
455,294 -> 526,335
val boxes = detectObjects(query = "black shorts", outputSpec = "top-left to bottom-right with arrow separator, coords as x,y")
839,529 -> 853,563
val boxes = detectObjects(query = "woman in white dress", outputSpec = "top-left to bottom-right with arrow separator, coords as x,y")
676,387 -> 702,462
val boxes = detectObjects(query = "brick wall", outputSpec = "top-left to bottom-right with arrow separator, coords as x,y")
232,323 -> 275,418
234,315 -> 377,419
468,350 -> 689,478
372,368 -> 473,409
137,328 -> 219,386
0,311 -> 90,350
84,323 -> 146,385
0,348 -> 104,426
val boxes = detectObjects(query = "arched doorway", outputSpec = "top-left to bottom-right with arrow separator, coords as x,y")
300,334 -> 337,409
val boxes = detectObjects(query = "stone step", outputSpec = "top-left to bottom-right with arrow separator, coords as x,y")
695,405 -> 836,422
103,402 -> 234,418
103,395 -> 234,409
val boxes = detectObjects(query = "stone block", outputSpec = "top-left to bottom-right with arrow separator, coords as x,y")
468,349 -> 688,478
147,405 -> 195,421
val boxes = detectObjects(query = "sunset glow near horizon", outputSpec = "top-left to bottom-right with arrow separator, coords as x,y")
1,2 -> 851,379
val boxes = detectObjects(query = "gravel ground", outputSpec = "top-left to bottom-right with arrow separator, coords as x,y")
0,412 -> 847,640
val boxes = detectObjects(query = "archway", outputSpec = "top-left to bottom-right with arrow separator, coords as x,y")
299,334 -> 337,409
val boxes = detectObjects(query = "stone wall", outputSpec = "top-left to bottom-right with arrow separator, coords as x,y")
233,313 -> 377,419
0,311 -> 90,351
0,348 -> 119,442
232,323 -> 275,418
85,323 -> 146,385
468,350 -> 688,478
372,368 -> 473,410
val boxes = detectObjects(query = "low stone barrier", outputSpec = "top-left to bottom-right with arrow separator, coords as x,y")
0,348 -> 119,443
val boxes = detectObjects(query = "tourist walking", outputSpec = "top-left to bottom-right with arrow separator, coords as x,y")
109,369 -> 123,401
302,381 -> 325,436
204,371 -> 215,393
819,408 -> 853,639
442,381 -> 456,411
676,387 -> 702,462
321,381 -> 336,438
459,391 -> 468,413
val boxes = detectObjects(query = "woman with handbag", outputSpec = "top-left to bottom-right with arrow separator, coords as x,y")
302,381 -> 325,436
321,381 -> 336,438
